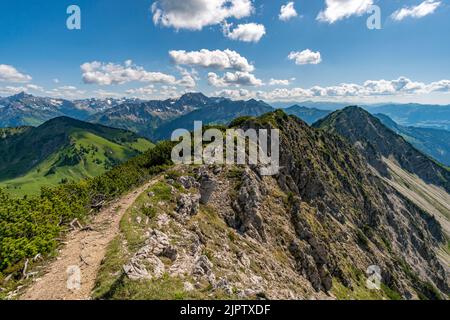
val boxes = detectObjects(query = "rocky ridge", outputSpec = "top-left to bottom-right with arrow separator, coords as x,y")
93,111 -> 449,300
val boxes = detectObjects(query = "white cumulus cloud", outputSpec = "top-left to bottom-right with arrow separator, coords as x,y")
279,2 -> 298,21
208,71 -> 263,87
213,89 -> 252,100
47,86 -> 86,99
93,89 -> 123,98
151,0 -> 254,30
363,77 -> 426,95
0,84 -> 45,96
391,0 -> 441,21
223,23 -> 266,43
126,85 -> 155,97
80,60 -> 194,87
0,64 -> 32,83
426,80 -> 450,92
211,76 -> 450,102
288,49 -> 322,65
24,84 -> 44,92
0,86 -> 29,95
317,0 -> 373,24
269,78 -> 293,86
169,49 -> 255,72
175,67 -> 197,88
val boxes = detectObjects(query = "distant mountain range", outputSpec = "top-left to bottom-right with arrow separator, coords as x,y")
86,96 -> 342,140
284,105 -> 331,124
153,98 -> 273,140
272,100 -> 450,131
0,117 -> 152,196
0,92 -> 142,127
315,107 -> 450,193
270,100 -> 352,110
366,103 -> 450,131
3,92 -> 450,131
0,92 -> 88,126
88,92 -> 215,140
2,91 -> 450,169
375,114 -> 450,167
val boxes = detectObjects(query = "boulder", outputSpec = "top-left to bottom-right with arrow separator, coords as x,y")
215,277 -> 233,295
161,246 -> 178,262
198,170 -> 217,204
193,255 -> 213,277
123,260 -> 150,281
183,281 -> 195,292
176,193 -> 201,218
178,176 -> 200,190
144,229 -> 170,256
231,169 -> 267,241
123,229 -> 172,280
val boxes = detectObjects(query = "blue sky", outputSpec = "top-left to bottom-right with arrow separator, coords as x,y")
0,0 -> 449,104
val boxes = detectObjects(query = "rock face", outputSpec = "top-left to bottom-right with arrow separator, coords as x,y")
178,175 -> 200,190
176,193 -> 200,219
231,169 -> 267,241
289,201 -> 333,293
99,111 -> 449,300
197,169 -> 217,204
271,111 -> 447,297
193,255 -> 214,277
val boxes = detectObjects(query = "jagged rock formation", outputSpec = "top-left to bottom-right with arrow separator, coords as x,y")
94,111 -> 449,300
315,107 -> 450,286
231,169 -> 267,242
176,193 -> 201,219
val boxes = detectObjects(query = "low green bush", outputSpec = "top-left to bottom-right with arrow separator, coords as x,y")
0,141 -> 174,276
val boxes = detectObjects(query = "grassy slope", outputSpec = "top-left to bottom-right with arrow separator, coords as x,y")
381,157 -> 450,234
0,124 -> 153,197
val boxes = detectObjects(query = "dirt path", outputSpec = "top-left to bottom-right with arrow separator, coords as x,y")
20,180 -> 156,300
